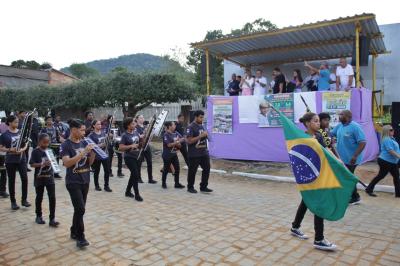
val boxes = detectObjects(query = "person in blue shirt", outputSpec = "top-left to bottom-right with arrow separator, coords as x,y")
365,125 -> 400,197
304,61 -> 331,91
331,110 -> 366,205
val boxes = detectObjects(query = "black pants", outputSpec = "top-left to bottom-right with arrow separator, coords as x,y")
138,148 -> 153,181
187,155 -> 210,189
292,200 -> 324,241
6,162 -> 28,203
0,155 -> 6,192
366,158 -> 400,197
345,164 -> 360,200
92,159 -> 110,188
35,184 -> 56,220
162,155 -> 180,185
66,183 -> 89,241
125,157 -> 140,195
108,146 -> 123,174
180,143 -> 189,166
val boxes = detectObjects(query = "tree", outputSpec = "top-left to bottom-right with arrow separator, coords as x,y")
68,63 -> 99,79
10,60 -> 53,70
187,19 -> 277,95
0,72 -> 195,117
187,30 -> 224,95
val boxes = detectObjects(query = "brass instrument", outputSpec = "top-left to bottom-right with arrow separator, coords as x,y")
16,108 -> 36,153
138,110 -> 169,159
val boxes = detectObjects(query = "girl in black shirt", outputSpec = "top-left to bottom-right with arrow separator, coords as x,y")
161,122 -> 185,189
119,117 -> 143,202
29,133 -> 59,227
290,112 -> 336,251
0,115 -> 29,210
88,120 -> 112,192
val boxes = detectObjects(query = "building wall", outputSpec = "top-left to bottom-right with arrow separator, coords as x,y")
224,23 -> 400,106
48,71 -> 77,85
0,76 -> 47,88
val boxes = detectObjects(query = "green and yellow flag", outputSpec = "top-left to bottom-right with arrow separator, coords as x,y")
279,111 -> 358,221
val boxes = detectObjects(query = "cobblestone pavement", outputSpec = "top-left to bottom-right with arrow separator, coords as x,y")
0,161 -> 399,266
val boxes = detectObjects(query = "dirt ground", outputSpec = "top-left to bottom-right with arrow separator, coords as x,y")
148,140 -> 395,187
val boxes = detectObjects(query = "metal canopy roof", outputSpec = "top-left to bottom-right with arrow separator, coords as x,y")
191,14 -> 388,67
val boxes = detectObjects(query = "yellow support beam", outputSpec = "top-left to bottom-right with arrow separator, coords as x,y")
205,49 -> 211,96
355,22 -> 361,88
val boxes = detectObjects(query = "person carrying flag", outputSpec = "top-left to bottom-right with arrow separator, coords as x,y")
290,112 -> 336,251
271,103 -> 358,252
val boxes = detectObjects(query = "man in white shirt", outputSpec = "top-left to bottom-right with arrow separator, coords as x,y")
329,65 -> 337,91
336,58 -> 355,91
253,69 -> 268,96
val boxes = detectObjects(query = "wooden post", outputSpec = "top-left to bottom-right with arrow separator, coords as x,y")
205,49 -> 211,96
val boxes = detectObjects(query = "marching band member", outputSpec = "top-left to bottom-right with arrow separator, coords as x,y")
17,111 -> 32,172
186,110 -> 213,194
0,115 -> 30,210
60,119 -> 95,248
135,115 -> 157,184
40,116 -> 63,179
88,120 -> 112,192
290,112 -> 336,251
0,117 -> 8,198
84,111 -> 94,137
161,121 -> 185,189
29,133 -> 59,227
119,117 -> 143,202
108,119 -> 124,177
175,114 -> 189,166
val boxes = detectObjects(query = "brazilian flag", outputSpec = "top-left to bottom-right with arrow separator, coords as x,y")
279,111 -> 358,221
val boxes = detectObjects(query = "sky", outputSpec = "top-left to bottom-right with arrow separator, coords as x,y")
1,0 -> 398,69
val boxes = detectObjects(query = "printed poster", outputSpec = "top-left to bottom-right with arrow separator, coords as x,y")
322,91 -> 351,127
212,97 -> 233,134
261,93 -> 294,127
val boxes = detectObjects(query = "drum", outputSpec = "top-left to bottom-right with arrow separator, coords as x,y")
113,137 -> 122,154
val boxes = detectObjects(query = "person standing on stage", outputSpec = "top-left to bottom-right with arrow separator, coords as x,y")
0,115 -> 30,210
365,125 -> 400,197
226,73 -> 241,96
84,111 -> 94,137
161,121 -> 185,189
186,110 -> 213,194
29,133 -> 59,227
175,114 -> 189,166
336,57 -> 355,91
108,119 -> 124,177
253,69 -> 268,96
119,117 -> 143,201
135,115 -> 157,184
240,70 -> 254,96
331,110 -> 366,205
60,119 -> 95,248
40,116 -> 63,179
272,67 -> 286,94
290,112 -> 337,251
88,120 -> 112,192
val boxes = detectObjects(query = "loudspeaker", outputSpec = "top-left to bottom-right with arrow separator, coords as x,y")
351,36 -> 370,66
392,102 -> 400,144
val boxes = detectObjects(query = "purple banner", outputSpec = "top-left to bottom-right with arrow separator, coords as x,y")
207,90 -> 379,163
